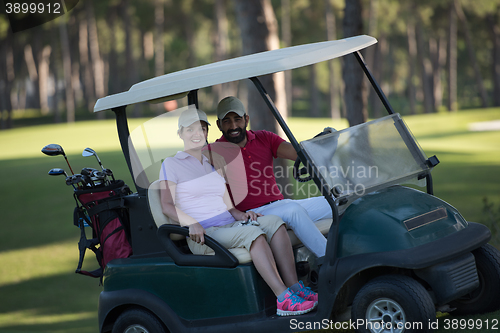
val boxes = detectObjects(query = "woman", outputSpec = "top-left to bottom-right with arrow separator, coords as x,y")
159,108 -> 318,316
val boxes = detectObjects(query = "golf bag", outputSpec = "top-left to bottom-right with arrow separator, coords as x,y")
73,180 -> 133,279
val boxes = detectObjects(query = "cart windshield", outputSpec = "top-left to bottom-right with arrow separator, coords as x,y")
300,114 -> 430,201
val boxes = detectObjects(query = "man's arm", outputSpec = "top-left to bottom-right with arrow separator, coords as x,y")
276,141 -> 298,161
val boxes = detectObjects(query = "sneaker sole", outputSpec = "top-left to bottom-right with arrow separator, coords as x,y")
276,302 -> 317,316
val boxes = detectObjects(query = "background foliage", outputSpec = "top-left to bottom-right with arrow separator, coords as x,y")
1,0 -> 500,128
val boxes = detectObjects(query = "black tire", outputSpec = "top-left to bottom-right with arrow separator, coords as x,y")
112,308 -> 166,333
449,244 -> 500,315
352,275 -> 435,333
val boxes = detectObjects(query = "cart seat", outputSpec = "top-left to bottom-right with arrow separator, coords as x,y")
147,180 -> 332,264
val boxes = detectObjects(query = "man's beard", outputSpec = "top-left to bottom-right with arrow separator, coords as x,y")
222,127 -> 246,144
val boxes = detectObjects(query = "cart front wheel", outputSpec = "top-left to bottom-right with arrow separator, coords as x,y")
449,244 -> 500,315
112,308 -> 166,333
352,275 -> 435,333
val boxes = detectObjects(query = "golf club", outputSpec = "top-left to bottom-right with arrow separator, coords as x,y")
66,174 -> 85,189
91,170 -> 107,187
104,168 -> 115,182
49,168 -> 76,189
83,148 -> 113,185
42,144 -> 75,175
81,168 -> 100,187
82,147 -> 105,171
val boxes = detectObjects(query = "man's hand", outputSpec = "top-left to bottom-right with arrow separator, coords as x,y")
245,210 -> 262,221
230,209 -> 262,223
188,223 -> 206,245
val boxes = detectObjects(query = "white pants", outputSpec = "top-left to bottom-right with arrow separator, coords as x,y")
252,196 -> 331,257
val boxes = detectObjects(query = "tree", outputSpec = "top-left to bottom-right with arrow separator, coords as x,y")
0,28 -> 15,129
106,5 -> 120,95
59,17 -> 75,122
78,11 -> 94,112
281,0 -> 292,116
213,0 -> 233,104
342,0 -> 367,126
487,10 -> 500,106
50,24 -> 62,123
415,7 -> 435,113
154,0 -> 165,77
407,16 -> 418,115
447,1 -> 458,111
453,0 -> 488,107
121,0 -> 140,116
325,0 -> 341,119
233,0 -> 290,197
233,0 -> 287,132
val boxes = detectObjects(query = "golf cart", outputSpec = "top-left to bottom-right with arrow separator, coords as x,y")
92,35 -> 500,333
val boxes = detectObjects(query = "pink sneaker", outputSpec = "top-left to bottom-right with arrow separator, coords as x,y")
294,281 -> 318,304
277,289 -> 316,316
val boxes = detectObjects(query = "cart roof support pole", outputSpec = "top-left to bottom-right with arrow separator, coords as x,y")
188,90 -> 199,108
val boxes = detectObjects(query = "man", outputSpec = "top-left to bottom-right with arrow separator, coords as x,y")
206,96 -> 330,258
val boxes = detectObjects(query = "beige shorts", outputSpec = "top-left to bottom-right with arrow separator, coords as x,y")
187,215 -> 285,255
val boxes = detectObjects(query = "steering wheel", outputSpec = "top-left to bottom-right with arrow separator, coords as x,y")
292,127 -> 337,183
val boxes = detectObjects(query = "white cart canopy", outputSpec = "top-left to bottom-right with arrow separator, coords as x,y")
94,35 -> 377,112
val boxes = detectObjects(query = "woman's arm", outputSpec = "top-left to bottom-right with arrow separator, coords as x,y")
160,180 -> 206,244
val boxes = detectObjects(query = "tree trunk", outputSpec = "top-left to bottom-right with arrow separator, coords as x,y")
181,0 -> 196,68
107,6 -> 120,95
365,0 -> 377,69
407,20 -> 417,115
369,34 -> 387,117
79,16 -> 94,112
281,0 -> 292,116
59,19 -> 75,122
50,25 -> 61,123
325,0 -> 340,119
309,64 -> 320,117
233,0 -> 289,198
153,0 -> 164,113
86,0 -> 105,117
155,0 -> 165,78
0,29 -> 15,129
24,44 -> 40,109
140,28 -> 151,81
233,0 -> 287,131
38,45 -> 52,115
213,0 -> 235,105
447,3 -> 457,111
430,35 -> 446,111
415,11 -> 434,113
453,0 -> 488,107
487,13 -> 500,106
121,0 -> 139,116
342,0 -> 367,126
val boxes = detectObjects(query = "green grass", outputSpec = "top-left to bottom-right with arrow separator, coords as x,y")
0,108 -> 499,332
